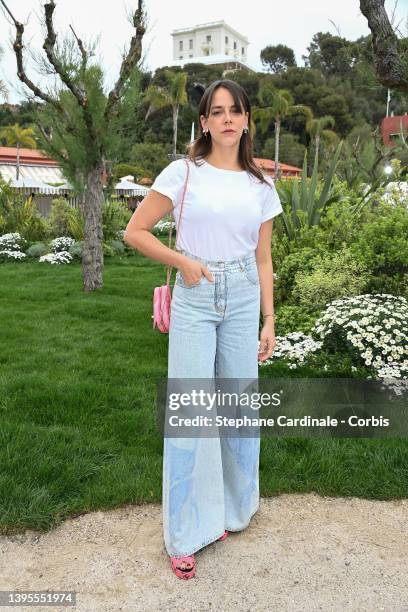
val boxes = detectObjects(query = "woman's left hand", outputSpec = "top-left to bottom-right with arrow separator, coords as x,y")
257,322 -> 276,362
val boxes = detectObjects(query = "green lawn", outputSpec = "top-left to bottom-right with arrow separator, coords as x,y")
0,249 -> 407,535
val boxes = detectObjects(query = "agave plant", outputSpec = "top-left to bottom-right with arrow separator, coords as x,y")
276,141 -> 344,241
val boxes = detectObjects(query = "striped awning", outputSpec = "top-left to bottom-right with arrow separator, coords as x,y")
114,178 -> 149,195
0,164 -> 71,192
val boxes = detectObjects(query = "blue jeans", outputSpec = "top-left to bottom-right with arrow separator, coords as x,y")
162,248 -> 261,558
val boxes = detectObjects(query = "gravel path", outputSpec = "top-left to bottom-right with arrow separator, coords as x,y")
1,493 -> 407,611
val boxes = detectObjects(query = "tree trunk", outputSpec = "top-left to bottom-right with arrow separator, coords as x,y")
16,142 -> 20,181
360,0 -> 408,92
173,105 -> 178,156
274,119 -> 280,180
79,162 -> 104,291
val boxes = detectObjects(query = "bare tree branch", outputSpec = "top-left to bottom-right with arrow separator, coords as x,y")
0,0 -> 66,111
1,0 -> 87,142
33,119 -> 69,164
104,0 -> 146,122
351,128 -> 393,180
42,1 -> 86,102
2,0 -> 146,148
69,24 -> 87,72
360,0 -> 408,92
328,19 -> 342,37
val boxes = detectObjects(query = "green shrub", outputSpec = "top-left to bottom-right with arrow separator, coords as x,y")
102,199 -> 131,242
102,242 -> 116,257
68,241 -> 83,260
0,193 -> 48,242
293,248 -> 369,311
19,211 -> 49,243
349,201 -> 408,297
112,163 -> 139,183
108,239 -> 125,254
26,242 -> 48,258
275,247 -> 321,303
47,198 -> 73,237
274,305 -> 318,335
66,207 -> 84,241
47,199 -> 85,241
274,198 -> 407,308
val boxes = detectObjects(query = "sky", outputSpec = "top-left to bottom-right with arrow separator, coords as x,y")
0,0 -> 407,104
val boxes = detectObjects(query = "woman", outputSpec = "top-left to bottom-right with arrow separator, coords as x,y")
124,79 -> 283,580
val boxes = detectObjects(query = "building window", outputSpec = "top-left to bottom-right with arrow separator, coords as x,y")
189,39 -> 193,49
206,34 -> 211,42
179,40 -> 183,51
225,35 -> 228,44
179,55 -> 183,60
242,47 -> 244,54
225,49 -> 229,55
205,49 -> 209,56
189,54 -> 193,58
233,41 -> 237,49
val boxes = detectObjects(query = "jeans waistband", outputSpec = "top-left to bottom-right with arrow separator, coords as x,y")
177,248 -> 256,271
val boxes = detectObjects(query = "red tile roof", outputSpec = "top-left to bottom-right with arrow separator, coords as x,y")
0,147 -> 302,176
0,146 -> 59,166
254,157 -> 301,173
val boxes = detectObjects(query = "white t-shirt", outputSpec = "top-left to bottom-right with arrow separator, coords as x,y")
150,157 -> 283,261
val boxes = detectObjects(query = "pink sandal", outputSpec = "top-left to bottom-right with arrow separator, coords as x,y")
170,555 -> 196,579
169,531 -> 228,579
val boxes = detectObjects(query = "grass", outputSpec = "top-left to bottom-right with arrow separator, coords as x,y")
0,247 -> 407,535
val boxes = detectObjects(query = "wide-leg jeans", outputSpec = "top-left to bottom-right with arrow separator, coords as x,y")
163,248 -> 261,558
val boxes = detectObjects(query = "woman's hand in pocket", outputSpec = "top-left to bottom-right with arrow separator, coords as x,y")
179,259 -> 214,286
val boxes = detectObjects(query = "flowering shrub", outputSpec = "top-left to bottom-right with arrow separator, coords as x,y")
260,294 -> 408,394
258,332 -> 323,370
381,182 -> 408,208
0,249 -> 26,261
313,294 -> 408,382
39,251 -> 73,264
0,232 -> 24,251
0,232 -> 26,261
152,219 -> 175,235
50,237 -> 76,253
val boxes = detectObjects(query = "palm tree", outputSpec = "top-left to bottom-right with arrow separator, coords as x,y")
252,81 -> 312,179
143,70 -> 188,156
305,115 -> 338,156
0,123 -> 37,180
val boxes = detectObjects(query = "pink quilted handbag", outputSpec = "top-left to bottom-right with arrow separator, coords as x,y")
152,159 -> 190,333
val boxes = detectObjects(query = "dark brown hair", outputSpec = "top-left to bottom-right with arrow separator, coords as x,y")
185,79 -> 270,185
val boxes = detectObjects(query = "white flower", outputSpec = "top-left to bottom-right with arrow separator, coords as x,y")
258,332 -> 323,368
312,293 -> 408,393
0,232 -> 25,252
0,249 -> 26,260
50,237 -> 75,253
39,251 -> 73,264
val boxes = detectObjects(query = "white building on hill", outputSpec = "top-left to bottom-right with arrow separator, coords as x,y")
170,20 -> 254,73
